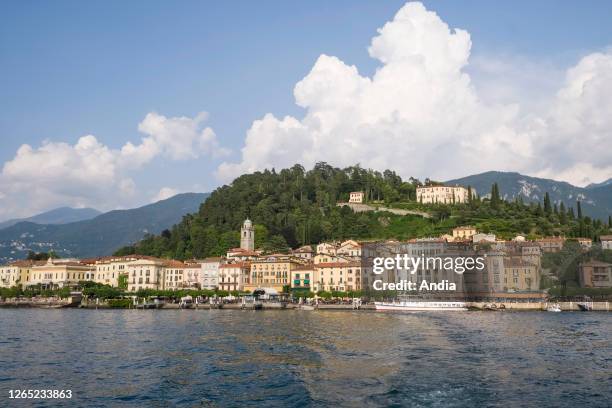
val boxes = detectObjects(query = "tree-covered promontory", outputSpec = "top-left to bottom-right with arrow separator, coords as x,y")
114,163 -> 612,260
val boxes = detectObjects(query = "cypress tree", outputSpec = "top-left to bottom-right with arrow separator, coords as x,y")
609,215 -> 611,229
577,201 -> 583,219
543,192 -> 552,215
559,202 -> 567,224
490,183 -> 500,209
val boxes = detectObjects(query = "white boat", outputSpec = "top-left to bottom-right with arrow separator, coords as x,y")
546,303 -> 562,312
179,295 -> 194,309
375,300 -> 468,311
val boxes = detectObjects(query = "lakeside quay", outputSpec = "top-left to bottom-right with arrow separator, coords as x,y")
1,299 -> 611,311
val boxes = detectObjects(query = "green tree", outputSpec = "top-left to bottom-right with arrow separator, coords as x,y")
543,192 -> 552,215
490,183 -> 501,210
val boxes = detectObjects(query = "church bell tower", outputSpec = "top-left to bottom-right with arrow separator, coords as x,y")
240,219 -> 254,251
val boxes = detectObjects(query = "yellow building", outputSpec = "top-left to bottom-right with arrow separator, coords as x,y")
244,257 -> 301,293
349,191 -> 364,203
126,258 -> 166,292
452,226 -> 477,241
26,258 -> 94,288
163,260 -> 187,290
313,261 -> 362,292
91,255 -> 153,287
0,260 -> 54,288
503,257 -> 539,291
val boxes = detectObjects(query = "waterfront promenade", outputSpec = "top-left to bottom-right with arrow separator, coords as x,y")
1,298 -> 611,311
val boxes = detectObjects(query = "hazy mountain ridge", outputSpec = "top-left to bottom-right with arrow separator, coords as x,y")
0,193 -> 209,263
446,171 -> 612,220
0,207 -> 102,230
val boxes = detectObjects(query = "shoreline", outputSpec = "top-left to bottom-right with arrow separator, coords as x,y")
1,301 -> 611,311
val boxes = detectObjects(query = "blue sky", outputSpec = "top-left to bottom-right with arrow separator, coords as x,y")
1,1 -> 612,220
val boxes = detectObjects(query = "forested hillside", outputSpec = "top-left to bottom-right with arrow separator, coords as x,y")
116,163 -> 612,260
115,163 -> 421,258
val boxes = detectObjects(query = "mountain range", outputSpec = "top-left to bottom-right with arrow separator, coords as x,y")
0,193 -> 209,263
446,171 -> 612,221
0,207 -> 102,230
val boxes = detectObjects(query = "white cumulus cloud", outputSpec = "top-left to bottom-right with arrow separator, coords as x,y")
217,1 -> 612,188
0,111 -> 225,220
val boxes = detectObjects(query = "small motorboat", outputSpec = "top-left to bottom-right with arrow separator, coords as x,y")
179,295 -> 194,309
546,303 -> 562,312
483,303 -> 502,311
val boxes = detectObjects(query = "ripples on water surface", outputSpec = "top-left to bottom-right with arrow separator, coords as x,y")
0,309 -> 610,407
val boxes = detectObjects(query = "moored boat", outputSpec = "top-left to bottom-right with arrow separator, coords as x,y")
375,300 -> 468,311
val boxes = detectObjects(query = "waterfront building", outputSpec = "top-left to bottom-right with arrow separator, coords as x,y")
578,260 -> 612,288
240,218 -> 255,251
0,261 -> 38,288
291,264 -> 314,291
599,235 -> 612,250
92,255 -> 152,287
126,258 -> 166,292
218,262 -> 250,292
503,257 -> 539,291
163,260 -> 187,290
393,240 -> 468,293
349,191 -> 364,203
313,261 -> 362,292
481,251 -> 506,293
0,260 -> 44,288
26,258 -> 94,288
2,260 -> 48,288
198,257 -> 223,290
416,185 -> 473,204
183,262 -> 202,289
244,257 -> 301,293
601,235 -> 612,250
452,226 -> 477,241
0,264 -> 20,288
536,237 -> 565,253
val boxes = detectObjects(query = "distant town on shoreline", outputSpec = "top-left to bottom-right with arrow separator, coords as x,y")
2,182 -> 611,304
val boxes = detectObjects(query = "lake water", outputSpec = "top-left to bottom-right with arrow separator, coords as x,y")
0,309 -> 610,407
